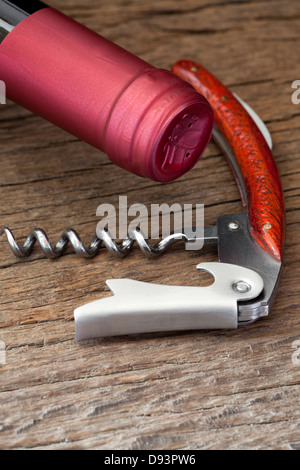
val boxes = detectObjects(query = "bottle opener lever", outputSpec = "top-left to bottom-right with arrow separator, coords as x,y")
74,61 -> 285,341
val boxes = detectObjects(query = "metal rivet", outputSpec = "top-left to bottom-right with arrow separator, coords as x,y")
233,281 -> 251,294
190,66 -> 199,72
227,222 -> 240,231
263,223 -> 272,230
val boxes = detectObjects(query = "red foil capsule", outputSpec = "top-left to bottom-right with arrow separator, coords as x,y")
0,5 -> 214,181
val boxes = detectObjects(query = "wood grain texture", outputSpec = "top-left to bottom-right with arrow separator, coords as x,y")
0,0 -> 300,450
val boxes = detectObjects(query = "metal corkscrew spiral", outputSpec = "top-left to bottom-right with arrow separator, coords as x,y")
0,226 -> 194,259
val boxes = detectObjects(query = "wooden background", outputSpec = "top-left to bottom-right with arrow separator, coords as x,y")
1,0 -> 300,450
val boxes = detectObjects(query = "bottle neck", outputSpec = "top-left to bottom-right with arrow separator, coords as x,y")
0,0 -> 47,43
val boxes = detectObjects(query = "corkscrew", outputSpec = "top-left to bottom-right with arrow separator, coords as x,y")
1,61 -> 285,342
0,226 -> 217,259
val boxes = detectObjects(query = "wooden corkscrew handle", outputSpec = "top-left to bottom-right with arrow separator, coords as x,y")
172,60 -> 285,261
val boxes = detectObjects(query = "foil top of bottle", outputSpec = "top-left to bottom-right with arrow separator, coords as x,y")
104,68 -> 214,182
0,0 -> 46,42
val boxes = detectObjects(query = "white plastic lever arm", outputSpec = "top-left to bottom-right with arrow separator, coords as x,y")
74,263 -> 264,341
